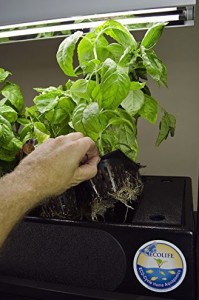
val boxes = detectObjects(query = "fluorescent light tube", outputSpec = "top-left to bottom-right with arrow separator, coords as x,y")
0,7 -> 179,31
0,14 -> 181,39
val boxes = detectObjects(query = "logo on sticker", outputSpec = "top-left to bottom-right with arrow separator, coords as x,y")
133,240 -> 186,293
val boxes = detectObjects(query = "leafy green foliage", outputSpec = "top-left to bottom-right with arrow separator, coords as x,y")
141,23 -> 165,49
0,68 -> 11,82
55,20 -> 176,160
0,20 -> 176,173
56,31 -> 83,76
0,69 -> 24,170
156,112 -> 176,146
26,86 -> 75,139
1,82 -> 24,112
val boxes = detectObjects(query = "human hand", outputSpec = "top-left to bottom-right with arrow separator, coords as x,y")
15,133 -> 100,199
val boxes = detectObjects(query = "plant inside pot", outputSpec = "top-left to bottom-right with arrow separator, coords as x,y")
75,149 -> 143,223
0,20 -> 176,223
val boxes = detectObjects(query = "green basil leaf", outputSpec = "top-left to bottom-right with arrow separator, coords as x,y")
87,80 -> 97,100
101,59 -> 130,109
96,46 -> 114,62
116,123 -> 138,161
50,108 -> 68,125
142,49 -> 167,86
141,23 -> 165,49
72,103 -> 87,134
156,112 -> 176,146
138,94 -> 158,124
98,131 -> 115,156
105,120 -> 138,161
77,32 -> 95,66
0,121 -> 22,160
70,79 -> 91,103
0,136 -> 22,162
0,114 -> 12,129
0,68 -> 11,83
0,105 -> 18,122
5,137 -> 22,151
130,81 -> 146,90
58,96 -> 75,114
17,118 -> 31,125
19,123 -> 34,143
98,20 -> 137,49
34,122 -> 50,143
25,106 -> 38,119
116,109 -> 137,134
107,43 -> 125,62
100,58 -> 117,77
119,46 -> 135,66
0,148 -> 17,162
0,123 -> 13,144
45,110 -> 54,122
34,86 -> 63,95
53,123 -> 72,137
33,93 -> 59,113
121,90 -> 145,117
82,103 -> 102,141
1,82 -> 24,112
91,84 -> 102,103
0,98 -> 7,106
79,59 -> 101,74
56,31 -> 83,76
78,31 -> 108,68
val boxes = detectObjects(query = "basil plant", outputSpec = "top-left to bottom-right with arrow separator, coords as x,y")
55,20 -> 176,161
0,20 -> 176,174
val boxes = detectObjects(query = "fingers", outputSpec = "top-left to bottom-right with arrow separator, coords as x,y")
37,133 -> 100,179
74,137 -> 100,181
77,162 -> 98,181
65,132 -> 84,141
36,133 -> 85,154
75,137 -> 100,163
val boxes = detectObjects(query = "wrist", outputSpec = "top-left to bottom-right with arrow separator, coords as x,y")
0,169 -> 42,248
13,164 -> 47,208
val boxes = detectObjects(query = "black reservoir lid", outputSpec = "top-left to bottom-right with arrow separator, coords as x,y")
132,176 -> 193,228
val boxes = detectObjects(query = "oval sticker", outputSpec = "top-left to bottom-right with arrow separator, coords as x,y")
133,240 -> 186,293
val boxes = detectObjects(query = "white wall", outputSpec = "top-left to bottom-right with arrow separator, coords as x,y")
137,15 -> 199,209
0,12 -> 198,208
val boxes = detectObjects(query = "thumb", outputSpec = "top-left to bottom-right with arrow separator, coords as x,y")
76,162 -> 98,181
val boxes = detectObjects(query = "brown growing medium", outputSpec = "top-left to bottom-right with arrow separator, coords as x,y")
33,188 -> 81,220
90,169 -> 143,222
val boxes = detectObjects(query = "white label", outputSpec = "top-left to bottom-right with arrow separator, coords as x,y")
133,240 -> 186,293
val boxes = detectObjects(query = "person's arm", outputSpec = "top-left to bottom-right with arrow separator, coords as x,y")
0,132 -> 100,248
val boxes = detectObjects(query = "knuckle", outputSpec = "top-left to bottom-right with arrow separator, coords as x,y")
56,135 -> 66,141
68,132 -> 84,138
54,135 -> 68,145
83,136 -> 95,145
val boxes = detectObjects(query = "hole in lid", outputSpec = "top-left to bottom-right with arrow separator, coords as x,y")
161,178 -> 173,183
150,215 -> 166,221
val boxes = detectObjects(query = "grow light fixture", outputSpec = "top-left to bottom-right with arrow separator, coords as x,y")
0,2 -> 195,43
